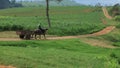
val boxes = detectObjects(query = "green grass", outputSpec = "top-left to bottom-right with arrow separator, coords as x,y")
100,29 -> 120,47
101,29 -> 120,42
0,5 -> 119,68
87,6 -> 120,47
113,42 -> 120,47
0,39 -> 119,68
0,6 -> 105,36
114,16 -> 120,21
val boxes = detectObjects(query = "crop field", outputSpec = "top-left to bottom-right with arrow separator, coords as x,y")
0,39 -> 119,68
0,6 -> 105,36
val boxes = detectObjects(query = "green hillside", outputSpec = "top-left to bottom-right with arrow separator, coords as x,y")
0,5 -> 119,68
20,0 -> 80,7
0,6 -> 105,36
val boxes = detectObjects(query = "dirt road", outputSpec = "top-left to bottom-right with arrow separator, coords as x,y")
102,7 -> 112,19
0,26 -> 115,41
0,65 -> 15,68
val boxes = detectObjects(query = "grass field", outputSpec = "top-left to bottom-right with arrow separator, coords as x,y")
92,7 -> 120,47
0,6 -> 105,36
0,39 -> 119,68
81,6 -> 120,47
0,6 -> 120,68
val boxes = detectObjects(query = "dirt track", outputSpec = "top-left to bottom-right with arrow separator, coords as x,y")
0,26 -> 115,41
0,65 -> 15,68
47,26 -> 115,40
102,7 -> 112,19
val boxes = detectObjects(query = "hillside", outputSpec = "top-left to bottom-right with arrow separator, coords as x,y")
0,5 -> 120,68
0,6 -> 105,36
19,0 -> 80,7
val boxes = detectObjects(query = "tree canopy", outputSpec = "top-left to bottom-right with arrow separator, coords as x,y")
111,3 -> 120,17
0,0 -> 22,9
0,0 -> 10,9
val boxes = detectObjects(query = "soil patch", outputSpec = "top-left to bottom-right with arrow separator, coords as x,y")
0,65 -> 16,68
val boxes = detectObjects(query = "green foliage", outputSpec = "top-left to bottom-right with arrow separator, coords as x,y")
0,6 -> 105,36
118,58 -> 120,64
110,3 -> 120,17
98,28 -> 120,48
113,42 -> 120,47
0,0 -> 10,9
114,16 -> 120,21
94,3 -> 102,12
110,53 -> 118,58
11,24 -> 24,31
109,52 -> 120,67
101,29 -> 120,42
0,41 -> 27,47
0,23 -> 24,31
10,0 -> 23,7
0,0 -> 22,9
0,39 -> 119,68
3,24 -> 11,31
102,34 -> 120,42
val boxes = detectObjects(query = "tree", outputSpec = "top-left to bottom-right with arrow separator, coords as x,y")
11,0 -> 16,4
46,0 -> 63,27
50,0 -> 63,3
10,0 -> 23,7
111,3 -> 120,17
0,0 -> 10,9
46,0 -> 51,27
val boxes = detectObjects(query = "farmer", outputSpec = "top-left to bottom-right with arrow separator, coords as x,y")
38,24 -> 42,30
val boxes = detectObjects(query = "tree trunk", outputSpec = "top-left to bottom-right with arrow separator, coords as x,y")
46,0 -> 51,27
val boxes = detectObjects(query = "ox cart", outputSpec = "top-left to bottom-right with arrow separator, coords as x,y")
16,30 -> 33,40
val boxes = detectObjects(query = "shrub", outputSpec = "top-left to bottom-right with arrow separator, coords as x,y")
93,3 -> 102,12
0,25 -> 4,31
11,24 -> 24,31
110,53 -> 120,66
110,53 -> 118,58
102,34 -> 120,42
3,24 -> 11,31
113,42 -> 120,47
110,3 -> 120,17
114,16 -> 120,21
118,58 -> 120,64
116,24 -> 120,29
93,7 -> 102,12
